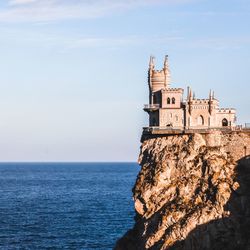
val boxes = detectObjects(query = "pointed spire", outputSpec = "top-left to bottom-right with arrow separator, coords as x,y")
189,87 -> 193,100
209,90 -> 212,114
187,86 -> 192,115
163,55 -> 170,88
164,55 -> 169,68
149,55 -> 155,69
209,89 -> 212,100
212,91 -> 215,99
187,86 -> 193,100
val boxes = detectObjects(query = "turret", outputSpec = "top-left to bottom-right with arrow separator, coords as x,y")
148,56 -> 155,104
149,55 -> 155,70
163,55 -> 170,88
148,56 -> 155,89
187,86 -> 193,115
149,56 -> 171,92
209,89 -> 212,114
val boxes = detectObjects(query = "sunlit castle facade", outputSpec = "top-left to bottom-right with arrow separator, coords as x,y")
144,56 -> 236,129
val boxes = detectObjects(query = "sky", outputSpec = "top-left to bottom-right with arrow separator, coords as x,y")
0,0 -> 249,162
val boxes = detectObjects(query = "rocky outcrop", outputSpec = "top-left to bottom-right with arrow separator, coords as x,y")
115,131 -> 250,250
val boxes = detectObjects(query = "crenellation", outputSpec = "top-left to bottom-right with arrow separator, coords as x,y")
166,88 -> 184,92
217,108 -> 236,113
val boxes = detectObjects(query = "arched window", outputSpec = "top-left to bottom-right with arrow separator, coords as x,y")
167,98 -> 171,104
222,118 -> 228,127
172,97 -> 176,104
198,115 -> 204,126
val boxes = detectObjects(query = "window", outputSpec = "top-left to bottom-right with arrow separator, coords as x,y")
167,98 -> 171,104
172,97 -> 176,104
198,115 -> 204,126
222,118 -> 228,127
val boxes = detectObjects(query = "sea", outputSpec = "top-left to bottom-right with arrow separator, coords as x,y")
0,162 -> 140,250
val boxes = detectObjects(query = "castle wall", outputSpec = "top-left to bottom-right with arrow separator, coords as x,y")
184,99 -> 222,128
215,110 -> 236,127
161,89 -> 183,109
159,108 -> 184,127
186,103 -> 211,128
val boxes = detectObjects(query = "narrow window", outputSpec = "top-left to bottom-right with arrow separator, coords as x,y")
222,118 -> 228,127
167,97 -> 171,104
172,97 -> 176,104
198,115 -> 204,126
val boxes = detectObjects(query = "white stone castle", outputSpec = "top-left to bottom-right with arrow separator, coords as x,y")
144,56 -> 236,130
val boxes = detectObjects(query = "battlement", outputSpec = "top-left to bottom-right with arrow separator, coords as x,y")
165,88 -> 184,92
192,99 -> 210,103
189,98 -> 219,104
217,108 -> 236,113
152,70 -> 164,75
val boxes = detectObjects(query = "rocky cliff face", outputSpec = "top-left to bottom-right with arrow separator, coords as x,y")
115,131 -> 250,250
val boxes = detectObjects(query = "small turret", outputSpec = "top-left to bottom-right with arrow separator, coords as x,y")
163,55 -> 170,88
148,56 -> 155,90
164,55 -> 168,69
209,89 -> 213,114
189,87 -> 193,101
149,56 -> 170,92
149,55 -> 155,70
187,86 -> 193,115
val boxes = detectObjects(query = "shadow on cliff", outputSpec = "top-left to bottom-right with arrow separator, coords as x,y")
168,155 -> 250,250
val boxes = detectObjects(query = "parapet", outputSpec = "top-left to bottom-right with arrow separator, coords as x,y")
190,98 -> 219,104
164,88 -> 184,93
191,99 -> 210,104
217,108 -> 236,114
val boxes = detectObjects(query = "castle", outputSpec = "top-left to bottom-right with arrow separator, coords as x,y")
144,56 -> 236,130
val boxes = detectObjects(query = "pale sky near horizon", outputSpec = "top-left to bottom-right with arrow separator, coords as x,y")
0,0 -> 249,162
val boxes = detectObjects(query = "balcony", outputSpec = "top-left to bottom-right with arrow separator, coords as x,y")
143,104 -> 160,112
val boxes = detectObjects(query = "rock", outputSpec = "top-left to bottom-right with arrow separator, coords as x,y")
114,131 -> 250,250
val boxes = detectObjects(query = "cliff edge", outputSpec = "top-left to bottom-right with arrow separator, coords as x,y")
115,131 -> 250,250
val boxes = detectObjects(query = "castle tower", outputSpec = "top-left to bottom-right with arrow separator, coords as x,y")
148,56 -> 155,104
149,55 -> 170,93
145,56 -> 184,127
163,55 -> 170,88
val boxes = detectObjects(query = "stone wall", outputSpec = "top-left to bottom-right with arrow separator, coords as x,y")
159,109 -> 184,127
115,131 -> 250,250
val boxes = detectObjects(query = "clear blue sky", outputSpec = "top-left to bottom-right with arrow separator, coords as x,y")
0,0 -> 249,162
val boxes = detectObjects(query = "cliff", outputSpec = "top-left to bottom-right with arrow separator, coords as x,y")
115,131 -> 250,250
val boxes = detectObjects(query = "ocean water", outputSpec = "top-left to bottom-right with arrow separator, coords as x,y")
0,163 -> 139,250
